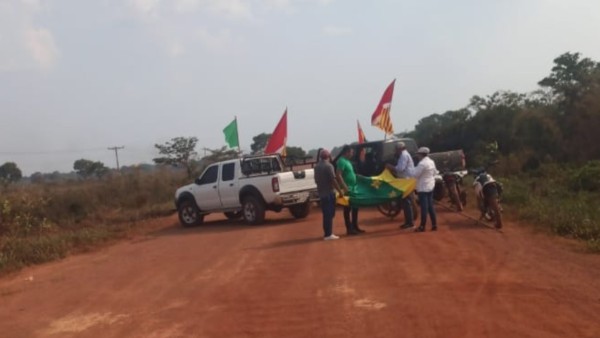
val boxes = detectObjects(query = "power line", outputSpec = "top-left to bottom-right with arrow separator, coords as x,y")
0,147 -> 108,156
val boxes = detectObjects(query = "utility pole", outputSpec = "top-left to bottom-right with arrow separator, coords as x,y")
107,146 -> 124,171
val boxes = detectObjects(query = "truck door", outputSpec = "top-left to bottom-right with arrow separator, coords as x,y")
218,162 -> 240,209
193,164 -> 222,211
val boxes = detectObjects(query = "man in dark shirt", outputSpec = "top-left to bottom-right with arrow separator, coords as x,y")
314,149 -> 345,240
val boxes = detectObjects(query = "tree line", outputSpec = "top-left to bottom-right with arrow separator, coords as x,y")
406,52 -> 600,171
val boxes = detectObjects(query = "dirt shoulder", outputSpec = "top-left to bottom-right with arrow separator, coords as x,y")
1,206 -> 599,338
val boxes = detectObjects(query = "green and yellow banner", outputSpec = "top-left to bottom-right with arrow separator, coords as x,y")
337,169 -> 416,207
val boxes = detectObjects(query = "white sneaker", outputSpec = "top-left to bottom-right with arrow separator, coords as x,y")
324,234 -> 339,241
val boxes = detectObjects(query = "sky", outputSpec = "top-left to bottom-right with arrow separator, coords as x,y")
1,0 -> 600,175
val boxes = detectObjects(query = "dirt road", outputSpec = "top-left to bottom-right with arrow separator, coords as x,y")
1,206 -> 599,338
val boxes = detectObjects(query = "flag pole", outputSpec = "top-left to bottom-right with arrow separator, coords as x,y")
235,116 -> 241,154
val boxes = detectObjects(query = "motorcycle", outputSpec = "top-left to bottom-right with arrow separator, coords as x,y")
470,166 -> 503,229
441,170 -> 467,212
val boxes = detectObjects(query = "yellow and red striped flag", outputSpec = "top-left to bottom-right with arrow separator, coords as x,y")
371,79 -> 395,135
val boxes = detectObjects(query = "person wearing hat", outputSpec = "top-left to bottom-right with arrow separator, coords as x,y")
412,146 -> 438,232
314,149 -> 345,240
386,142 -> 415,229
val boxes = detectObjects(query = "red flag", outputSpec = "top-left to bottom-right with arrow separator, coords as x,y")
371,79 -> 395,135
357,120 -> 367,144
265,109 -> 288,156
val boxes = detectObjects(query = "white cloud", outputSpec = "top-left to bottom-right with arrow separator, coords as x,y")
207,0 -> 253,20
173,0 -> 201,14
25,27 -> 59,69
128,0 -> 161,20
322,25 -> 352,37
0,0 -> 59,72
167,41 -> 185,57
197,28 -> 232,51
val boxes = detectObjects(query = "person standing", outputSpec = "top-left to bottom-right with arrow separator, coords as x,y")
412,147 -> 438,232
386,142 -> 415,229
336,145 -> 365,235
314,149 -> 345,240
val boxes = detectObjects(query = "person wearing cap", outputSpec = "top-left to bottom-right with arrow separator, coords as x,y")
314,149 -> 345,240
412,146 -> 438,232
386,142 -> 415,229
336,145 -> 365,235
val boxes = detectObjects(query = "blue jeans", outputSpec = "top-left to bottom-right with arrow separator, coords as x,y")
402,196 -> 413,225
320,193 -> 336,237
418,191 -> 437,228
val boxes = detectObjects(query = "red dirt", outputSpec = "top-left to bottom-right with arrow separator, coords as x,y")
1,206 -> 599,338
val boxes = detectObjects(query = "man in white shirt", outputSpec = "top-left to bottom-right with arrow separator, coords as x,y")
412,147 -> 438,232
386,142 -> 415,229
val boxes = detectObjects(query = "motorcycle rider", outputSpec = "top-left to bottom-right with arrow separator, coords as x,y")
473,169 -> 502,229
385,142 -> 415,229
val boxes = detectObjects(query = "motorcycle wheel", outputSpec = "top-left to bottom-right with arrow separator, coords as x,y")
447,183 -> 463,212
488,196 -> 503,229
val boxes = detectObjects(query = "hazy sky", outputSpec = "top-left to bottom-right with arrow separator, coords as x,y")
2,0 -> 600,175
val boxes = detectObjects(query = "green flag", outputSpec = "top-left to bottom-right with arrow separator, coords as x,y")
337,169 -> 416,207
223,118 -> 239,148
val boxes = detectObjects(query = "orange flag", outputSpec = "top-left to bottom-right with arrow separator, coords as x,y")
371,79 -> 395,135
357,120 -> 367,144
264,109 -> 288,156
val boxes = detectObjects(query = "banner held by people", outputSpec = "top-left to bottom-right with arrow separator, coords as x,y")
337,169 -> 416,207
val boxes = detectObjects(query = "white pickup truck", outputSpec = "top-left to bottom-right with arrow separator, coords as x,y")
175,154 -> 318,226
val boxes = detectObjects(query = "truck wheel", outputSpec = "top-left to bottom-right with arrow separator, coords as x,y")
224,211 -> 243,220
242,196 -> 265,225
289,202 -> 310,219
178,199 -> 204,227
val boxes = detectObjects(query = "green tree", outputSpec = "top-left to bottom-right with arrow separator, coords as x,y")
285,146 -> 306,159
153,137 -> 198,178
0,162 -> 22,187
538,52 -> 600,161
539,52 -> 600,110
251,133 -> 271,154
73,159 -> 109,179
30,172 -> 45,184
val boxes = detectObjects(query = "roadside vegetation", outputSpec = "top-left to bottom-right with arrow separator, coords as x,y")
0,168 -> 186,274
499,161 -> 600,252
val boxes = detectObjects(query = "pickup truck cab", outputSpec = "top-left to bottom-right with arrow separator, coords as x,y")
175,154 -> 317,226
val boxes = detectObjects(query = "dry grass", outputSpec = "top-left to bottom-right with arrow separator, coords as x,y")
0,168 -> 187,274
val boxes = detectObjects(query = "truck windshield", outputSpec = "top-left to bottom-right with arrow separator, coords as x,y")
198,165 -> 218,185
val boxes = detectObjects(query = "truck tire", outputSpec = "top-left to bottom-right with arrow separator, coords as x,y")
224,211 -> 243,220
242,195 -> 266,225
289,201 -> 310,219
178,199 -> 204,227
